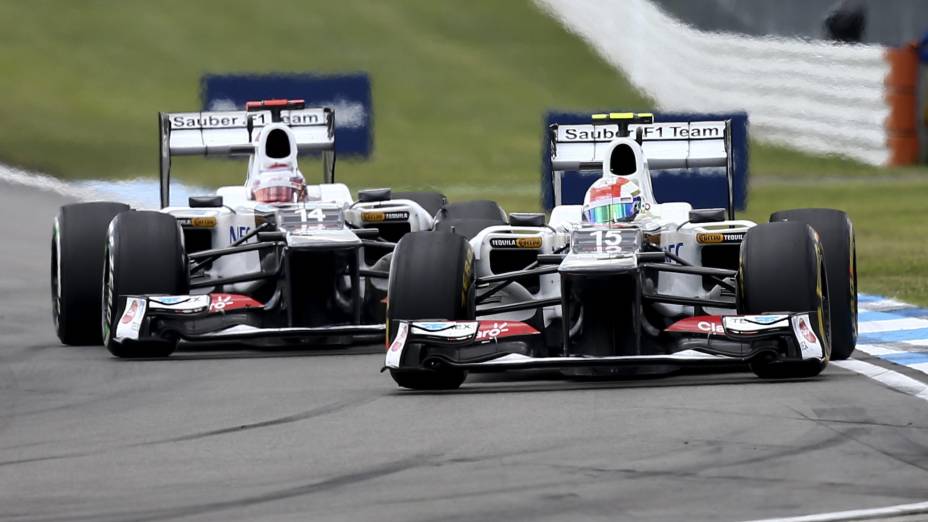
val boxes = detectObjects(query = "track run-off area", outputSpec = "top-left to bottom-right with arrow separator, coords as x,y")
1,180 -> 928,522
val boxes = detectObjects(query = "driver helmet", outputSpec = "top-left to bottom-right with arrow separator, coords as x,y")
583,177 -> 641,224
251,169 -> 306,204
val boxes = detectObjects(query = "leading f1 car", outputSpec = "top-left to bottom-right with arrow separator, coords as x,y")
384,113 -> 857,390
51,100 -> 447,357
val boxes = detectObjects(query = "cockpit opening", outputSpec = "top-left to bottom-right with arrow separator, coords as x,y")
265,128 -> 292,159
609,143 -> 638,176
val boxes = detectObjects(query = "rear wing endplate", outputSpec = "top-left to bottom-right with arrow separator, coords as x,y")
549,120 -> 734,219
157,108 -> 335,208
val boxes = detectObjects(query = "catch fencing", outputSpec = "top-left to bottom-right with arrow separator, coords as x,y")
536,0 -> 919,165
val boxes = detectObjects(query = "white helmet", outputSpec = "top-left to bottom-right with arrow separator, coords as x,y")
583,177 -> 642,224
250,170 -> 306,203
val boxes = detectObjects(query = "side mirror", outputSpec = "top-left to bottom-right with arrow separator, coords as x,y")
257,231 -> 287,242
509,213 -> 545,227
688,208 -> 727,223
358,188 -> 392,203
189,195 -> 223,208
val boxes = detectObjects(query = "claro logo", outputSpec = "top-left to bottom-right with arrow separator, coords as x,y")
697,320 -> 725,334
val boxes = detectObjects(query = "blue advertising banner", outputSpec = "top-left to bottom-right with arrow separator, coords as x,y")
201,73 -> 373,157
541,111 -> 749,212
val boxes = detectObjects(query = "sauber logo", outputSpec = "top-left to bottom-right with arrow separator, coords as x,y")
697,232 -> 744,244
120,300 -> 140,324
561,126 -> 622,142
489,237 -> 542,249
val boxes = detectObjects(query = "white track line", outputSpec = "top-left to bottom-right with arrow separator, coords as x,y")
858,317 -> 928,334
832,359 -> 928,401
0,163 -> 100,200
854,344 -> 904,357
858,298 -> 917,312
745,499 -> 928,521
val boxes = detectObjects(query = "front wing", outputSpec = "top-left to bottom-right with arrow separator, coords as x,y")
114,293 -> 385,347
384,313 -> 826,372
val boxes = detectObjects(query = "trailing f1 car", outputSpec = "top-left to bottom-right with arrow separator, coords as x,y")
51,99 -> 449,357
384,113 -> 857,390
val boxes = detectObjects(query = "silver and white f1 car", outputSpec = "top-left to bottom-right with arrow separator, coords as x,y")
51,100 -> 449,357
384,113 -> 857,390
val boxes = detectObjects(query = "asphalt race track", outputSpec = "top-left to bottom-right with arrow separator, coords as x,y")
2,181 -> 928,522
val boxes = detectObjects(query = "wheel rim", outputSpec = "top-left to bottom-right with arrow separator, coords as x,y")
51,221 -> 61,330
821,263 -> 832,358
101,233 -> 115,343
849,230 -> 858,344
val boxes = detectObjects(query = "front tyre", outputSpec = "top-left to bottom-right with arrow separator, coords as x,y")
739,221 -> 830,379
770,208 -> 857,360
52,202 -> 130,345
386,232 -> 474,390
102,211 -> 188,358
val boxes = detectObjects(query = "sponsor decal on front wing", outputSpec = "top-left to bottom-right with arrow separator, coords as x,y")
385,322 -> 409,369
114,297 -> 147,341
475,321 -> 540,341
791,314 -> 824,359
148,295 -> 211,312
209,293 -> 263,313
410,321 -> 479,340
665,316 -> 726,336
721,314 -> 790,334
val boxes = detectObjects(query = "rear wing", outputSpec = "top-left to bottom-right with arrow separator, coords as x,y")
549,115 -> 734,219
157,105 -> 335,208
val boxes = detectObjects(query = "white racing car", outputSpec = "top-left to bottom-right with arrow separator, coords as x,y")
384,113 -> 857,390
51,99 -> 453,357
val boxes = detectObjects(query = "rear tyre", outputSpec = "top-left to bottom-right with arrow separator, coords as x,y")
433,200 -> 508,239
739,221 -> 830,379
102,211 -> 188,358
52,202 -> 130,345
770,208 -> 857,360
386,232 -> 474,390
392,191 -> 447,217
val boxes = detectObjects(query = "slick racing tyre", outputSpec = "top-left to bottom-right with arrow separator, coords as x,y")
739,221 -> 830,379
386,231 -> 474,390
433,200 -> 508,239
102,211 -> 188,358
392,191 -> 447,217
52,201 -> 130,345
770,208 -> 857,360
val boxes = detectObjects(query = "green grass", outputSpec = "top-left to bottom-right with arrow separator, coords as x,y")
0,0 -> 653,211
741,178 -> 928,306
750,142 -> 928,179
1,1 -> 926,304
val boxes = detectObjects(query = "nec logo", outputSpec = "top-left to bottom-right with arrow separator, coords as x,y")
229,226 -> 251,242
